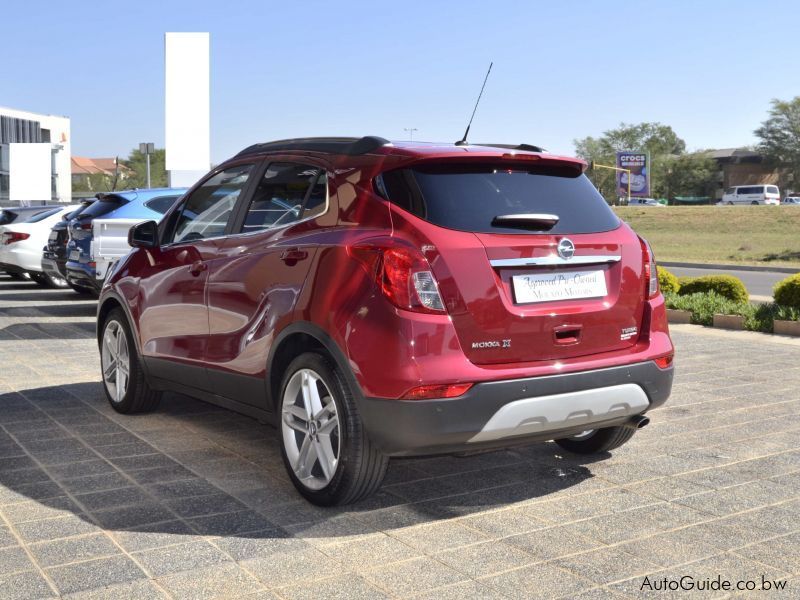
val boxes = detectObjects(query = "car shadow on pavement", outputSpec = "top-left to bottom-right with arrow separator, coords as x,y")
0,383 -> 606,545
1,303 -> 97,318
0,322 -> 95,339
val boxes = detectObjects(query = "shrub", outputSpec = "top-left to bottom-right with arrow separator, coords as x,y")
677,274 -> 749,303
665,291 -> 751,326
657,267 -> 680,294
773,273 -> 800,310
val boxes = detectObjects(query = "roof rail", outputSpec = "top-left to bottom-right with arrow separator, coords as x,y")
235,136 -> 390,158
475,143 -> 546,153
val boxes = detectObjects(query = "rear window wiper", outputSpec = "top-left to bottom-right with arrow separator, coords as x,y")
491,213 -> 559,230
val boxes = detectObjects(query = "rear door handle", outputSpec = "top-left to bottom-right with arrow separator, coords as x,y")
280,248 -> 308,264
189,260 -> 208,276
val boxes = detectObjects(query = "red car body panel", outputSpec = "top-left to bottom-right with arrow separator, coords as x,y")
101,141 -> 673,416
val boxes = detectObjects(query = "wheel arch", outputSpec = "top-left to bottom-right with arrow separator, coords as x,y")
267,322 -> 360,413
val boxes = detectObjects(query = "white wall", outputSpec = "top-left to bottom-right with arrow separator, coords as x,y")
0,106 -> 71,202
165,32 -> 210,182
9,143 -> 51,201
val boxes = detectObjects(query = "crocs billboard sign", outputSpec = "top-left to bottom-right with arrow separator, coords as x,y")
616,152 -> 650,197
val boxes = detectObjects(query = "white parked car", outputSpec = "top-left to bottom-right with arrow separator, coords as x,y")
721,185 -> 780,205
0,205 -> 78,287
627,198 -> 665,207
781,196 -> 800,205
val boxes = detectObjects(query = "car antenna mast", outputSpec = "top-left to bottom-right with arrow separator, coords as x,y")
455,62 -> 493,147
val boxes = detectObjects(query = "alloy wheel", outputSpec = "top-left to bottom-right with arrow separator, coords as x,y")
281,369 -> 341,490
101,320 -> 130,403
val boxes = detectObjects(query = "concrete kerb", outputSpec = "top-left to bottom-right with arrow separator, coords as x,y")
660,261 -> 799,274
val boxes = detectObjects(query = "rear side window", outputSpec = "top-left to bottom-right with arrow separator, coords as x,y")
78,197 -> 127,219
240,163 -> 326,233
23,207 -> 61,223
144,195 -> 181,215
377,164 -> 619,234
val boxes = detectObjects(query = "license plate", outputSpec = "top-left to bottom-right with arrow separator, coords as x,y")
512,269 -> 607,304
69,250 -> 80,261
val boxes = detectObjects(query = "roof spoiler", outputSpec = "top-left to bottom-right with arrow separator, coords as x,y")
236,136 -> 391,158
474,143 -> 546,153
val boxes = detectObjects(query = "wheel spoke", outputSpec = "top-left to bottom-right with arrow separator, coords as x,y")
317,416 -> 338,435
282,413 -> 307,433
115,366 -> 123,402
299,372 -> 314,420
103,359 -> 116,379
297,436 -> 318,480
283,403 -> 308,422
306,376 -> 324,418
315,436 -> 336,481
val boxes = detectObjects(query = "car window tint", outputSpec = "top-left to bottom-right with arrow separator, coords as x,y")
144,195 -> 181,215
24,207 -> 62,223
241,163 -> 324,233
173,164 -> 252,243
767,186 -> 779,194
379,164 -> 619,235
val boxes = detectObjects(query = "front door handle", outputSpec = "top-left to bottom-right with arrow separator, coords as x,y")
280,248 -> 308,265
189,260 -> 208,276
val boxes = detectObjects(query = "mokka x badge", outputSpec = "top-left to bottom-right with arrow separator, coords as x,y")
557,238 -> 575,260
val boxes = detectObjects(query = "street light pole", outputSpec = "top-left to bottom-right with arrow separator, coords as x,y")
139,142 -> 155,188
403,127 -> 418,141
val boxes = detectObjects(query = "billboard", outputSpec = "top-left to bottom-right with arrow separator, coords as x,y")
616,151 -> 650,197
9,143 -> 51,202
165,32 -> 210,173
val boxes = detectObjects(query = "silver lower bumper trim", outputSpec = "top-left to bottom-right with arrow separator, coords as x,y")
467,383 -> 649,443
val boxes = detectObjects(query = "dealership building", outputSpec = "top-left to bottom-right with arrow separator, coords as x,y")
0,106 -> 71,205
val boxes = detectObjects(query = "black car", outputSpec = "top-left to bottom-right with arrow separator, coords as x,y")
41,200 -> 96,291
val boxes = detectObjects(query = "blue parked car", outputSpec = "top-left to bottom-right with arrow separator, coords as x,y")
65,188 -> 187,294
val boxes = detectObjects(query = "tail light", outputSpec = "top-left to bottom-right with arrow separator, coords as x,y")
639,237 -> 659,299
402,382 -> 473,400
348,243 -> 446,313
79,222 -> 92,230
2,231 -> 30,245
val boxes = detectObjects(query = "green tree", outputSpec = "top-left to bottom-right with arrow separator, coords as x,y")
755,97 -> 800,187
574,122 -> 688,203
121,148 -> 168,188
653,153 -> 718,199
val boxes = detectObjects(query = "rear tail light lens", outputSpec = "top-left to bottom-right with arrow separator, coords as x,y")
402,383 -> 473,400
80,222 -> 92,230
2,231 -> 30,245
654,353 -> 674,369
349,243 -> 446,314
639,237 -> 659,299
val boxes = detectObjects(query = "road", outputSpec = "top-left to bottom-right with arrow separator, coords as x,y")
667,265 -> 793,300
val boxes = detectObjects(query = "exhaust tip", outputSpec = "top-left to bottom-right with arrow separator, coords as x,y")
627,415 -> 650,430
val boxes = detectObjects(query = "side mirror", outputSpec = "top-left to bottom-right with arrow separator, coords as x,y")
128,220 -> 159,249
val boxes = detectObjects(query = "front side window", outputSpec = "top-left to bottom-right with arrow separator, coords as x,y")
172,164 -> 253,243
241,163 -> 327,233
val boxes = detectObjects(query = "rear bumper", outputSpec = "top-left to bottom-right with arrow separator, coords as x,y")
66,263 -> 101,292
357,360 -> 673,456
41,255 -> 67,280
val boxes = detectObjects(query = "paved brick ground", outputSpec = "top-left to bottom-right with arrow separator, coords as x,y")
0,273 -> 799,599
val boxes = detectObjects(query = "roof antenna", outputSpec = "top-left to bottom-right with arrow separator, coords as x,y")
455,62 -> 493,146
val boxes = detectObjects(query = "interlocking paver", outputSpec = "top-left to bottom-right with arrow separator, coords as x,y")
2,276 -> 800,598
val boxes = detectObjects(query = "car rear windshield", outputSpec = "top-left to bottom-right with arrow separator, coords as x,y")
24,208 -> 62,223
76,196 -> 127,219
376,163 -> 620,234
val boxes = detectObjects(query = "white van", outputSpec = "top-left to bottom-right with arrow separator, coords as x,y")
721,185 -> 780,205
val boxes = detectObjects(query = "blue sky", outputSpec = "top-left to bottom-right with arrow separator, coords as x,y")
4,0 -> 798,162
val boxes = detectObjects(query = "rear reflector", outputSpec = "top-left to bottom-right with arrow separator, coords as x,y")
402,383 -> 473,400
654,353 -> 674,369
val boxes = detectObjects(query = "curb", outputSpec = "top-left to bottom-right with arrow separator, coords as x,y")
666,310 -> 800,337
660,261 -> 799,274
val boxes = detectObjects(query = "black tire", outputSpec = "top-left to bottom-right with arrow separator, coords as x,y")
278,352 -> 388,506
100,308 -> 160,414
751,201 -> 759,205
554,425 -> 636,454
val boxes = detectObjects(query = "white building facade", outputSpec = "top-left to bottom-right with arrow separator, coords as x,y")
0,106 -> 71,204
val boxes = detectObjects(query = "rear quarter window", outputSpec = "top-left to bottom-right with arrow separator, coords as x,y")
377,163 -> 620,235
144,195 -> 181,215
